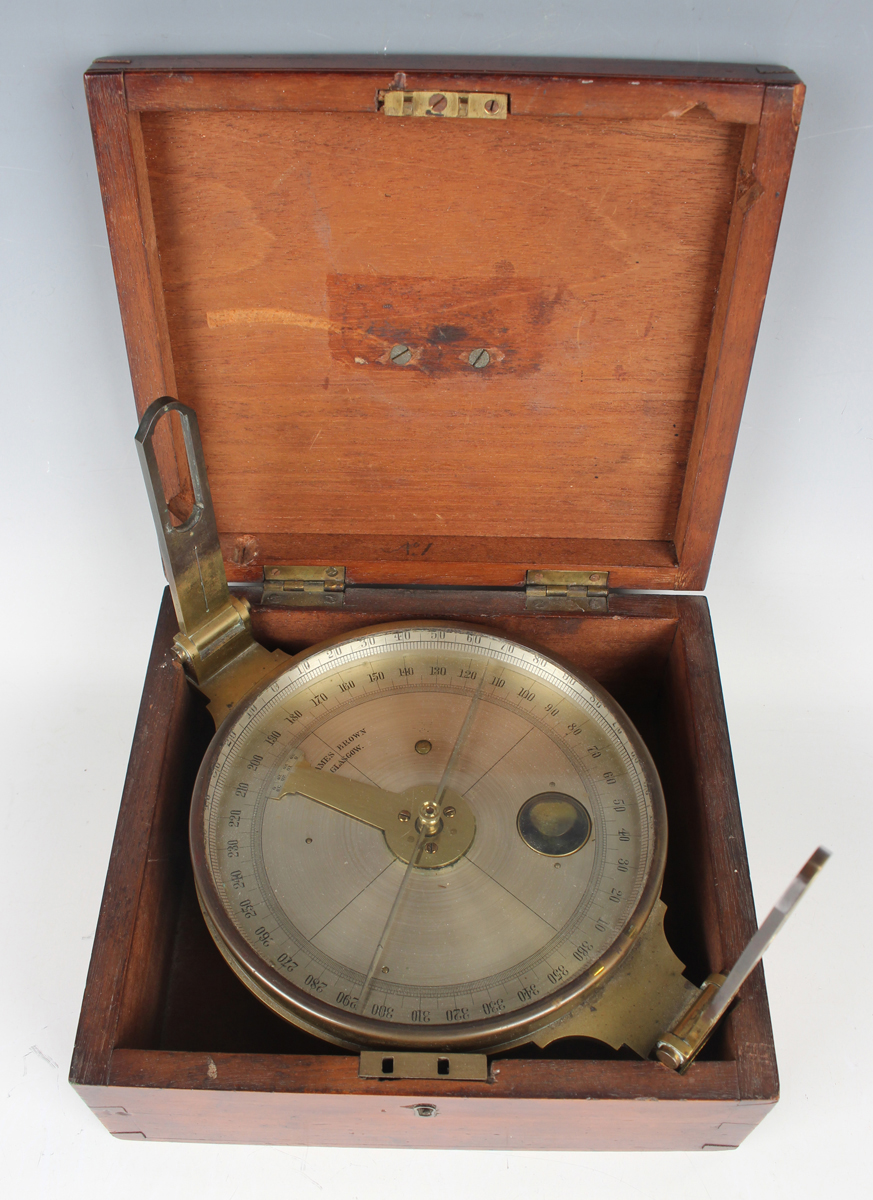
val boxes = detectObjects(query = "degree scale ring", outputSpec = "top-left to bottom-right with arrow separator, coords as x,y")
191,621 -> 667,1052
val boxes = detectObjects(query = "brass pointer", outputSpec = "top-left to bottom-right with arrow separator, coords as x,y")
274,752 -> 476,868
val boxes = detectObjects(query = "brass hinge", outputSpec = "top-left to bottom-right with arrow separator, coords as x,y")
379,90 -> 508,119
525,570 -> 610,613
262,565 -> 346,608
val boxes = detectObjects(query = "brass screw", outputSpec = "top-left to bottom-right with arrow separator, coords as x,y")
425,842 -> 438,854
390,344 -> 412,365
382,965 -> 390,974
442,806 -> 456,819
325,566 -> 338,577
468,348 -> 490,369
429,93 -> 448,112
415,739 -> 432,755
398,810 -> 411,822
484,99 -> 500,114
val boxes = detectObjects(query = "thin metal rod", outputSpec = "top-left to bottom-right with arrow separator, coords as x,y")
358,666 -> 488,1013
700,846 -> 831,1030
431,665 -> 488,811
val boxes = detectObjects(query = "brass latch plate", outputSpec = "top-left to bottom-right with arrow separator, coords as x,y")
263,565 -> 346,608
358,1051 -> 489,1082
525,570 -> 610,613
379,90 -> 508,119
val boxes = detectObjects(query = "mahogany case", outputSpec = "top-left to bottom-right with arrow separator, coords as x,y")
71,55 -> 804,1149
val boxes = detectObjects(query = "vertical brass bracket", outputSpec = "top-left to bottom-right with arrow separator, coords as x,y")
654,973 -> 727,1072
135,398 -> 288,721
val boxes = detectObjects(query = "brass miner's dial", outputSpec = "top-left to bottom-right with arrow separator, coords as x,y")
192,620 -> 664,1052
137,399 -> 828,1073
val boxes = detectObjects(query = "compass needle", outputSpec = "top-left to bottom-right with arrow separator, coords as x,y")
358,666 -> 489,1011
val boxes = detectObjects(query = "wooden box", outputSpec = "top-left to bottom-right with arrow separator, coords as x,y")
71,55 -> 804,1150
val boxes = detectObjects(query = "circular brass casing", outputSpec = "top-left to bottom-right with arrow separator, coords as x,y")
190,621 -> 667,1052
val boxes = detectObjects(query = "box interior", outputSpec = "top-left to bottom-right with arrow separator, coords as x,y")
110,598 -> 730,1066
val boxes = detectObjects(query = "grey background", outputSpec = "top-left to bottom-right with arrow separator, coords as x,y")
1,2 -> 870,1197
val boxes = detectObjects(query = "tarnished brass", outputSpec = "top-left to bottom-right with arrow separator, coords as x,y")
191,621 -> 669,1052
263,565 -> 346,608
525,570 -> 610,613
654,974 -> 727,1071
532,900 -> 701,1057
655,846 -> 831,1070
276,753 -> 476,868
359,1052 -> 488,1081
136,399 -> 288,718
380,90 -> 508,119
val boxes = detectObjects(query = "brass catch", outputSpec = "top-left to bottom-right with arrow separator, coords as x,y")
358,1051 -> 488,1081
379,90 -> 508,119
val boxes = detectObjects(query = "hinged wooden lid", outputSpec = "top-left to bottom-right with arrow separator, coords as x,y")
85,55 -> 803,590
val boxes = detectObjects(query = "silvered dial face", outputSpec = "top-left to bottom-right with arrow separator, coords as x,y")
192,622 -> 665,1050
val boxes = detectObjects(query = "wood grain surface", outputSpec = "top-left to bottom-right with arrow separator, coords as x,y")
122,70 -> 766,125
78,1076 -> 772,1150
84,58 -> 802,588
86,53 -> 800,84
674,82 -> 803,586
140,106 -> 741,547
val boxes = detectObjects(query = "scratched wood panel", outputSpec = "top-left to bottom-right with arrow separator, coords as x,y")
674,83 -> 802,586
78,1077 -> 772,1149
89,54 -> 798,83
219,533 -> 680,586
139,108 -> 744,544
123,68 -> 764,125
